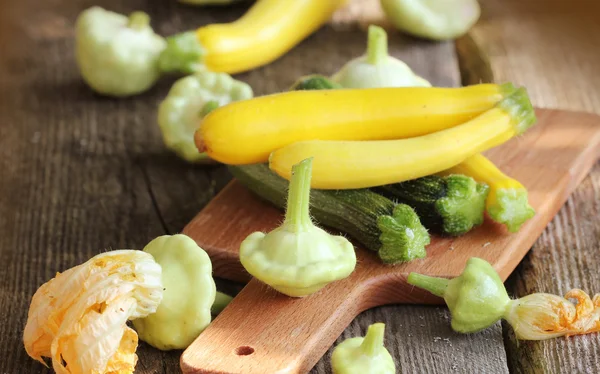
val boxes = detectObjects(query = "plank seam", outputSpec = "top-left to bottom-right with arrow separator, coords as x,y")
138,162 -> 171,236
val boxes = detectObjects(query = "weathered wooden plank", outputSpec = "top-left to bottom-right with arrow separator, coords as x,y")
0,1 -> 510,374
0,0 -> 190,372
461,0 -> 600,372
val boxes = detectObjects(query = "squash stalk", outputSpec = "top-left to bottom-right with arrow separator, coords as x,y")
284,158 -> 313,231
360,323 -> 386,357
211,291 -> 233,316
406,273 -> 448,298
366,25 -> 387,65
127,11 -> 150,30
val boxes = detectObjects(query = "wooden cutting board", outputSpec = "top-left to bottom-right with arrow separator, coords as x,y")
180,109 -> 600,374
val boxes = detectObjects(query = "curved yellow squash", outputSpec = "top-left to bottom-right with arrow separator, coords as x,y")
197,84 -> 515,165
269,88 -> 536,189
197,0 -> 347,74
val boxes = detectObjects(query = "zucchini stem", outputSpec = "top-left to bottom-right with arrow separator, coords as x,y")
128,11 -> 150,30
360,323 -> 386,357
366,25 -> 388,65
407,273 -> 448,297
284,158 -> 314,231
211,291 -> 233,316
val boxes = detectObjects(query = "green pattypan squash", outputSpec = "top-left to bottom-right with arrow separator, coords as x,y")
331,323 -> 396,374
132,234 -> 216,350
158,71 -> 253,163
408,257 -> 511,333
331,25 -> 430,89
380,0 -> 481,41
240,158 -> 357,297
75,7 -> 166,97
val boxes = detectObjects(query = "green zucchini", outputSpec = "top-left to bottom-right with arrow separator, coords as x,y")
289,74 -> 343,91
229,163 -> 430,264
375,175 -> 490,236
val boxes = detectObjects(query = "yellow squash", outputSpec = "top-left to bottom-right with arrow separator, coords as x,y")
198,0 -> 347,73
197,83 -> 515,164
443,153 -> 536,232
269,88 -> 536,190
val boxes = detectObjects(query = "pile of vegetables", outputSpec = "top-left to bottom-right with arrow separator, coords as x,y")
213,81 -> 536,256
23,3 -> 598,374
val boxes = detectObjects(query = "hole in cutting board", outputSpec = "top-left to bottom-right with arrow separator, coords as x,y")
235,346 -> 255,356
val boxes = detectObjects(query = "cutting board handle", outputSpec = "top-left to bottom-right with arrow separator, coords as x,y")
180,268 -> 434,373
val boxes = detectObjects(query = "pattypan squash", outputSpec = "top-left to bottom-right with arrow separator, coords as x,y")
75,7 -> 167,97
408,257 -> 510,333
331,323 -> 396,374
133,234 -> 216,350
380,0 -> 481,41
240,158 -> 357,297
158,70 -> 253,163
409,257 -> 600,340
331,25 -> 430,89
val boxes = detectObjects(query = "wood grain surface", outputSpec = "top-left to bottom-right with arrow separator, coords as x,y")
464,1 -> 600,373
0,0 -> 598,373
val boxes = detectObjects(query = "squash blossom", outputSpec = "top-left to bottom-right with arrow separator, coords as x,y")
239,158 -> 357,297
331,323 -> 396,374
23,250 -> 164,374
408,257 -> 600,340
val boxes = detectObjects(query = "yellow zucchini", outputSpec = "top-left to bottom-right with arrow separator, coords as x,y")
197,83 -> 515,165
269,88 -> 536,190
443,154 -> 536,232
197,0 -> 346,74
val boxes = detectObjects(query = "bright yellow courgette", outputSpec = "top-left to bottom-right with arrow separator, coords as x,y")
197,83 -> 515,165
200,0 -> 346,74
268,88 -> 536,190
443,154 -> 535,232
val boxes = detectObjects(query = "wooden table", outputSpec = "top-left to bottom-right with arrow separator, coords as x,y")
1,0 -> 598,373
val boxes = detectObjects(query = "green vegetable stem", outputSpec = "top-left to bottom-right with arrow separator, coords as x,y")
158,31 -> 205,75
239,158 -> 357,297
376,175 -> 489,236
331,25 -> 431,89
331,323 -> 396,374
75,7 -> 167,97
290,74 -> 343,91
211,291 -> 233,316
158,70 -> 253,163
